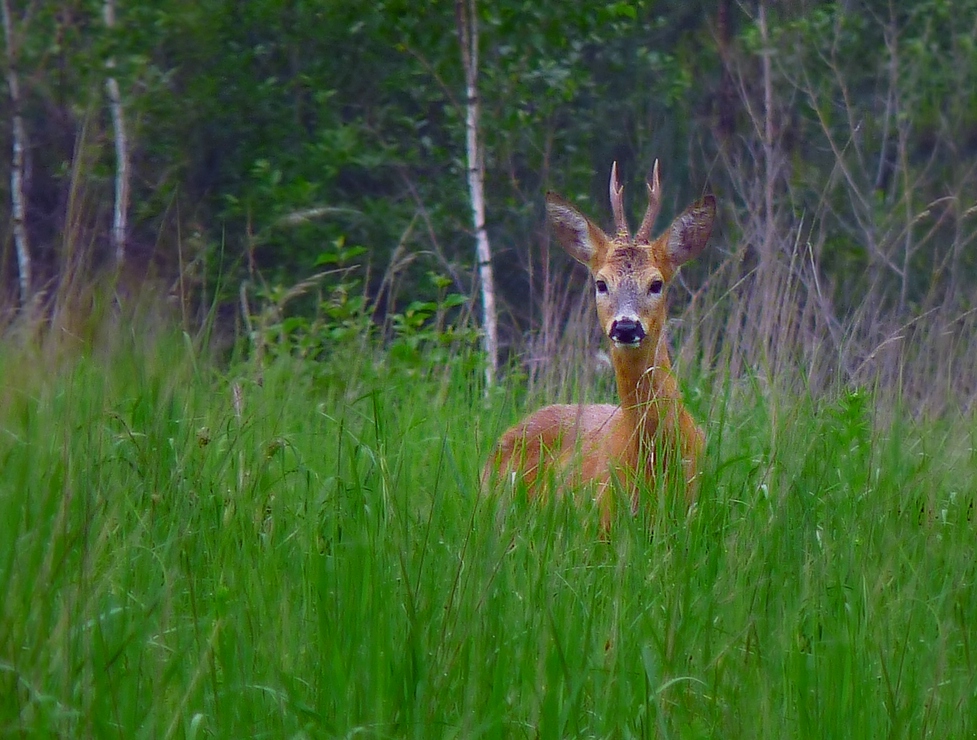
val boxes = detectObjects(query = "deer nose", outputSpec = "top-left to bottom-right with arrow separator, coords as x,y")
609,318 -> 646,346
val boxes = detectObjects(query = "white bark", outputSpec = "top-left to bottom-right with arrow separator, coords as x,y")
1,0 -> 31,305
456,0 -> 498,387
104,0 -> 128,266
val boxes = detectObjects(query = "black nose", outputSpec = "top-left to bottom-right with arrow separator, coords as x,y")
609,318 -> 646,345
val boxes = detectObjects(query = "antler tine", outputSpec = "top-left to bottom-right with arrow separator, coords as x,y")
634,159 -> 662,244
609,161 -> 630,240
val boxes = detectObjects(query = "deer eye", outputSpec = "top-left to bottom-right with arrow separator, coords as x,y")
595,279 -> 609,295
648,278 -> 664,295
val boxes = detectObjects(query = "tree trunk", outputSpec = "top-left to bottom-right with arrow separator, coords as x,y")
456,0 -> 498,388
715,0 -> 735,145
104,0 -> 128,267
1,0 -> 31,306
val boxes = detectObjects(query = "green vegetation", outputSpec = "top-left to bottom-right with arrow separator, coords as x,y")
1,336 -> 974,737
6,1 -> 977,344
4,1 -> 977,736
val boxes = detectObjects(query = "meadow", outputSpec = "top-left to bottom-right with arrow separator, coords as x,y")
1,330 -> 975,738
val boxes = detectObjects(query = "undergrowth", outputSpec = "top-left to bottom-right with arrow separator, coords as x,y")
0,334 -> 974,738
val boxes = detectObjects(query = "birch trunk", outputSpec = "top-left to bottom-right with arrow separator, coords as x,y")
456,0 -> 498,387
1,0 -> 31,305
104,0 -> 129,266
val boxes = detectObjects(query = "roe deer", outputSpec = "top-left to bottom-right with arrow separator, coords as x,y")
483,161 -> 716,528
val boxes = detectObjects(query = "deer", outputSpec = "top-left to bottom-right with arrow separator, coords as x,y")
483,161 -> 716,529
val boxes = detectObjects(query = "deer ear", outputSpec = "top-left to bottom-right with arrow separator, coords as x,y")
545,192 -> 607,267
665,195 -> 716,267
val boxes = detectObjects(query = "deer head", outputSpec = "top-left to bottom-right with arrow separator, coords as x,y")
545,161 -> 715,350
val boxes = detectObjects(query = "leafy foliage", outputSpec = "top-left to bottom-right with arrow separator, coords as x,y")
3,1 -> 977,396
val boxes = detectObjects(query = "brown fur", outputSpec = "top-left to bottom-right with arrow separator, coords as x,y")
483,163 -> 716,529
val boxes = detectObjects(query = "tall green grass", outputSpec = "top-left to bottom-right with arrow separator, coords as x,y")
1,337 -> 975,738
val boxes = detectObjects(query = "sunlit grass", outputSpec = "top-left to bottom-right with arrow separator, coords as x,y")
0,337 -> 975,737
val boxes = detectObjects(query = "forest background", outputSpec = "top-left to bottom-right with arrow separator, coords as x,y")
3,0 -> 977,409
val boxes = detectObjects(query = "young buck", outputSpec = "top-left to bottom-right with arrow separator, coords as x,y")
484,161 -> 716,527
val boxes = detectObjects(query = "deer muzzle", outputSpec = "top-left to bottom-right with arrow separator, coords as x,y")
609,317 -> 646,346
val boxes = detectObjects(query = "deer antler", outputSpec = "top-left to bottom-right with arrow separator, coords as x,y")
609,161 -> 630,240
634,159 -> 662,244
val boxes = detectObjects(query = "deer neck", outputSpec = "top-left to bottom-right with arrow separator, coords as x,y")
610,329 -> 682,441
